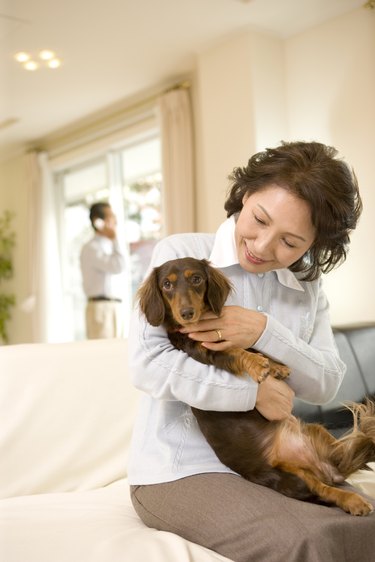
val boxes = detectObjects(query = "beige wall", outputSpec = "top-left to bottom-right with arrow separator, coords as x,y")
0,155 -> 33,342
284,8 -> 375,324
194,31 -> 286,233
194,8 -> 375,325
1,7 -> 374,343
194,34 -> 256,233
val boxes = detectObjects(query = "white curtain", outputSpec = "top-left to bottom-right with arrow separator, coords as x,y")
23,152 -> 65,342
157,87 -> 195,234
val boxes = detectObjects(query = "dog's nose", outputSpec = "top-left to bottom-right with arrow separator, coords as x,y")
180,307 -> 194,321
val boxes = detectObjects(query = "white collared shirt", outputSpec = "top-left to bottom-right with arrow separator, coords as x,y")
80,234 -> 126,299
127,218 -> 345,485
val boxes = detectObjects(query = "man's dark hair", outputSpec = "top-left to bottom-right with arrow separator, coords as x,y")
89,202 -> 110,230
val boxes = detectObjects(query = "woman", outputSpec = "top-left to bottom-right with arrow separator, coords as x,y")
128,141 -> 374,562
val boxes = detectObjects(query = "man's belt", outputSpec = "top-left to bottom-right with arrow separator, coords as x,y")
88,296 -> 122,303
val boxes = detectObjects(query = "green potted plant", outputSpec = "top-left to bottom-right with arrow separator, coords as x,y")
0,210 -> 16,343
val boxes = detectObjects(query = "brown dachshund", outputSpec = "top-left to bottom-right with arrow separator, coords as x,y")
137,257 -> 375,515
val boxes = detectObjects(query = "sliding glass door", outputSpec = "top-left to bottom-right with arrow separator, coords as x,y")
55,131 -> 162,340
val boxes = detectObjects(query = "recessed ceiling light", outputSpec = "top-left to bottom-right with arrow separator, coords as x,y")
14,49 -> 62,70
14,51 -> 30,63
47,58 -> 61,69
39,49 -> 55,61
24,60 -> 38,71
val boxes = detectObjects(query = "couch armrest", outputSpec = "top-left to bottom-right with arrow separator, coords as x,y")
293,323 -> 375,436
0,339 -> 138,499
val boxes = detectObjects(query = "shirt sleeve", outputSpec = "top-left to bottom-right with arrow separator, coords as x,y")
128,238 -> 259,412
254,280 -> 346,404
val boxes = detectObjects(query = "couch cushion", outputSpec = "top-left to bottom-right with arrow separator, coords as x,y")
0,479 -> 232,562
0,339 -> 138,499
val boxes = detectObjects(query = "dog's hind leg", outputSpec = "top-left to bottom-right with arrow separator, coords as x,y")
275,462 -> 373,516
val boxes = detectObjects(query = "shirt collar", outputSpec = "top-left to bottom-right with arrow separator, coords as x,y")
94,233 -> 112,246
209,215 -> 305,292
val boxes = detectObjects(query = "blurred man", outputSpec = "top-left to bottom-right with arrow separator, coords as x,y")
80,202 -> 126,339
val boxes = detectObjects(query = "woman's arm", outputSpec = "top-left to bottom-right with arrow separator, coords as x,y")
128,236 -> 260,413
129,309 -> 259,412
256,288 -> 345,404
181,281 -> 344,405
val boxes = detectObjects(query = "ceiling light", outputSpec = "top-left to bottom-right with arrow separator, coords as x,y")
39,49 -> 55,61
13,49 -> 63,71
47,58 -> 61,69
24,60 -> 38,71
14,51 -> 30,63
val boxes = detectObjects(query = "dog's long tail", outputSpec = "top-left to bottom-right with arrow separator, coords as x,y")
329,399 -> 375,478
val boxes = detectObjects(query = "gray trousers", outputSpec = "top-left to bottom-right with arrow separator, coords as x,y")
130,473 -> 375,562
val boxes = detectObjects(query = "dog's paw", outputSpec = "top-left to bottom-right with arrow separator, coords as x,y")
268,360 -> 290,380
252,355 -> 270,383
344,494 -> 374,516
240,351 -> 271,383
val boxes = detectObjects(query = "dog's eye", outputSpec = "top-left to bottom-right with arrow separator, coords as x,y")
191,275 -> 202,285
162,279 -> 172,290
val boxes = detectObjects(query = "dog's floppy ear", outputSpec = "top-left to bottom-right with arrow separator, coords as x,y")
202,260 -> 232,315
137,267 -> 165,326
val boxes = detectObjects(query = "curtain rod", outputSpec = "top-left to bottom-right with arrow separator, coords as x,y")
35,79 -> 191,155
164,80 -> 191,93
93,79 -> 191,121
29,76 -> 191,153
37,79 -> 191,161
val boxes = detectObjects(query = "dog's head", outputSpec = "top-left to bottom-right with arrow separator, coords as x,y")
137,257 -> 233,329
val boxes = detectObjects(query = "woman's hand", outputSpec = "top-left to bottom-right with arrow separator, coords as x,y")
255,376 -> 295,421
179,305 -> 267,350
179,304 -> 293,420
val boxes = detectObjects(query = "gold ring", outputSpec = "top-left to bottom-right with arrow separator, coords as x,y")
215,329 -> 222,341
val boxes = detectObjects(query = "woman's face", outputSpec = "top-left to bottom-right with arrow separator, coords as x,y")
235,184 -> 316,274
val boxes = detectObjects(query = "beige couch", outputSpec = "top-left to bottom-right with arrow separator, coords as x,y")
0,339 -> 231,562
1,338 -> 374,562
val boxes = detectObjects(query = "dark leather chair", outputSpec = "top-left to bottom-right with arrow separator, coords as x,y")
293,323 -> 375,437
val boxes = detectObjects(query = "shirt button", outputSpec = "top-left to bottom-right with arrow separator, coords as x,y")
257,273 -> 264,278
257,305 -> 263,312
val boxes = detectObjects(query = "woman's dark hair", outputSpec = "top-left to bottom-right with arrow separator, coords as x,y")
224,141 -> 362,281
89,202 -> 110,229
